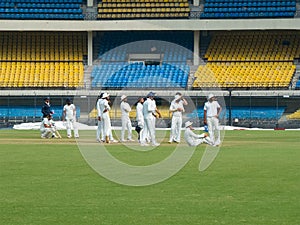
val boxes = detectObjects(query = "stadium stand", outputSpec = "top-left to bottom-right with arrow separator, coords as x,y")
188,106 -> 285,120
201,0 -> 296,19
0,32 -> 87,88
0,0 -> 84,20
193,31 -> 299,89
91,31 -> 193,89
286,108 -> 300,119
91,62 -> 189,89
97,0 -> 190,20
0,105 -> 80,120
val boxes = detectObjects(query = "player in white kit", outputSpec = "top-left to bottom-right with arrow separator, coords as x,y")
40,114 -> 57,139
169,92 -> 188,143
184,121 -> 212,146
63,98 -> 79,138
203,94 -> 222,146
96,93 -> 104,142
141,92 -> 161,147
120,95 -> 134,142
135,97 -> 145,143
100,93 -> 117,143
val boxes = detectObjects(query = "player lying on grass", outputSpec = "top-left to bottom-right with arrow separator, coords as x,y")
40,114 -> 59,139
184,121 -> 212,146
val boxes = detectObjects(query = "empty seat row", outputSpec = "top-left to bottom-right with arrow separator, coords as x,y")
98,12 -> 188,19
98,0 -> 190,19
204,7 -> 296,13
201,0 -> 296,19
98,7 -> 189,13
205,1 -> 295,7
2,0 -> 82,3
101,0 -> 186,2
14,3 -> 81,8
201,11 -> 294,18
0,8 -> 82,13
0,13 -> 83,19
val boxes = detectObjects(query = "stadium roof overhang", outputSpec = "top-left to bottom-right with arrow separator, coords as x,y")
1,18 -> 300,31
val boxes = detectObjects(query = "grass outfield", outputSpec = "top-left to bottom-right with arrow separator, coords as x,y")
0,129 -> 299,225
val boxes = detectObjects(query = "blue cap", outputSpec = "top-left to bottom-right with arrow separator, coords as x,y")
147,92 -> 156,97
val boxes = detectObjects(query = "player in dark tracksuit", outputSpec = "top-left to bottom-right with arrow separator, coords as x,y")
41,97 -> 53,118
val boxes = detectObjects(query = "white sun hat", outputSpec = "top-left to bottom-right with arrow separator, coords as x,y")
185,121 -> 193,128
102,93 -> 109,99
207,93 -> 215,100
121,95 -> 127,101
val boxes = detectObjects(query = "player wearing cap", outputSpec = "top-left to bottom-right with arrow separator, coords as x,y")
203,94 -> 222,146
141,92 -> 161,147
41,97 -> 53,118
63,98 -> 79,138
168,92 -> 188,143
120,95 -> 134,142
184,121 -> 212,146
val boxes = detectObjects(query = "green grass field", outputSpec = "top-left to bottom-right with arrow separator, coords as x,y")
1,129 -> 299,225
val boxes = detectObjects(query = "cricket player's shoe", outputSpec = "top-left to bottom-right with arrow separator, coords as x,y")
140,143 -> 149,146
110,139 -> 118,143
203,136 -> 213,145
152,143 -> 160,147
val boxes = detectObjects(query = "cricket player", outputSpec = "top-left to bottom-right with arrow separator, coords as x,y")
41,97 -> 53,118
63,98 -> 79,138
141,92 -> 161,147
184,121 -> 212,146
40,114 -> 57,139
135,97 -> 144,142
100,93 -> 117,143
96,93 -> 104,142
203,94 -> 222,146
120,95 -> 134,142
168,92 -> 188,143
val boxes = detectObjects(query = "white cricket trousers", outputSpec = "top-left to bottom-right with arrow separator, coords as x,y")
207,117 -> 221,145
141,115 -> 157,145
66,118 -> 79,138
169,115 -> 182,142
96,120 -> 104,141
40,127 -> 55,138
102,113 -> 114,140
121,116 -> 132,141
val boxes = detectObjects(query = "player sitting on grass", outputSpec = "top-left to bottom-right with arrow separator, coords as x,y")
40,114 -> 58,139
184,121 -> 212,146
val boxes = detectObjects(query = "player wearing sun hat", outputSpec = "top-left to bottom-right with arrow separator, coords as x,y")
184,121 -> 212,146
100,93 -> 117,143
120,95 -> 134,142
